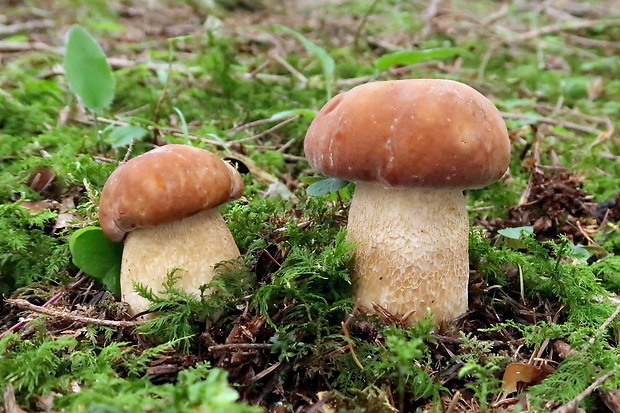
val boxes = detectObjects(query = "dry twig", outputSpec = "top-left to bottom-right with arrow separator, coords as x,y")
420,0 -> 443,38
208,343 -> 272,352
515,18 -> 620,41
5,299 -> 142,328
500,112 -> 601,135
0,276 -> 88,339
228,114 -> 301,144
0,20 -> 53,36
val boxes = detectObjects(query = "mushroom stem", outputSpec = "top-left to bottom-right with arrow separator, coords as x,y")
120,208 -> 240,315
346,182 -> 469,324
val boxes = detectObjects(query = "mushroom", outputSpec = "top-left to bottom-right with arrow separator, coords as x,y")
304,79 -> 510,325
98,144 -> 244,315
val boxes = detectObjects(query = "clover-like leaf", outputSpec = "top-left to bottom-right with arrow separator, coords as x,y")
107,125 -> 148,147
306,177 -> 349,196
497,226 -> 534,240
69,226 -> 123,297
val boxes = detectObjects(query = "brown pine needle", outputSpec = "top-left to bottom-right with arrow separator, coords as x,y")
341,321 -> 364,371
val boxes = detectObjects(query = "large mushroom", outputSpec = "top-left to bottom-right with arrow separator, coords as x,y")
99,144 -> 243,315
304,79 -> 510,325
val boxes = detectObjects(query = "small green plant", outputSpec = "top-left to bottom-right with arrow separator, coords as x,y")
458,362 -> 503,412
64,25 -> 149,148
362,318 -> 444,409
136,265 -> 256,352
455,332 -> 509,368
470,230 -> 613,327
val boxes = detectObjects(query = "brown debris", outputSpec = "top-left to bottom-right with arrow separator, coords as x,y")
26,166 -> 56,197
592,192 -> 620,223
146,352 -> 202,384
480,167 -> 596,243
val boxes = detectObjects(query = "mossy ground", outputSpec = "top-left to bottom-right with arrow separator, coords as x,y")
2,0 -> 620,411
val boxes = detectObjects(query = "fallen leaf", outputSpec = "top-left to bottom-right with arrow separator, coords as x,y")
20,200 -> 58,214
502,362 -> 554,394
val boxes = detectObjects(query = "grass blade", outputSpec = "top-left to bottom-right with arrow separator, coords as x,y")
274,25 -> 335,98
375,47 -> 467,72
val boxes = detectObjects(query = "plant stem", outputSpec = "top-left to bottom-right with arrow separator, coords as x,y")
93,111 -> 104,151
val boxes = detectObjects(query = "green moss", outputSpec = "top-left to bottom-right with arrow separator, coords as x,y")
0,333 -> 260,412
0,204 -> 71,295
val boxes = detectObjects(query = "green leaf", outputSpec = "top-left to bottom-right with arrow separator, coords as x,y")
106,125 -> 148,147
64,25 -> 114,112
69,226 -> 123,297
497,226 -> 534,240
374,47 -> 467,71
299,175 -> 327,185
568,244 -> 592,261
306,177 -> 349,196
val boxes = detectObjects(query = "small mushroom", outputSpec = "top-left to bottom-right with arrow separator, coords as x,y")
304,79 -> 510,325
99,144 -> 243,315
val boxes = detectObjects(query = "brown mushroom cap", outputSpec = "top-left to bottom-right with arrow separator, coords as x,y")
304,79 -> 510,189
99,144 -> 244,242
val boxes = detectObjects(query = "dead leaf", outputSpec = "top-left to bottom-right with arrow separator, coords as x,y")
20,200 -> 58,214
502,362 -> 554,394
593,130 -> 612,145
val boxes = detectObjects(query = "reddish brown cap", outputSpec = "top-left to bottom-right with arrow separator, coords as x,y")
304,79 -> 510,189
99,144 -> 244,242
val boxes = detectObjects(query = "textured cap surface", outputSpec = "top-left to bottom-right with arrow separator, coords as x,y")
99,144 -> 243,242
304,79 -> 510,189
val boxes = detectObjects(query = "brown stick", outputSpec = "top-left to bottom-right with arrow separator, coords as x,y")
228,115 -> 301,144
500,112 -> 601,134
0,276 -> 88,339
515,18 -> 620,41
5,299 -> 142,328
208,343 -> 272,352
0,20 -> 53,36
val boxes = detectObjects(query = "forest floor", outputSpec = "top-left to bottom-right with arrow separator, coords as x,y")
2,0 -> 620,412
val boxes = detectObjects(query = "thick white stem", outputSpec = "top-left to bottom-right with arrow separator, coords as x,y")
347,182 -> 469,324
121,209 -> 240,315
